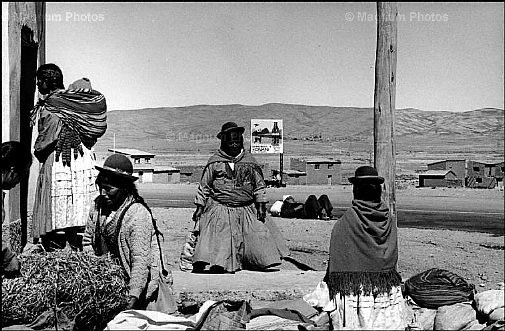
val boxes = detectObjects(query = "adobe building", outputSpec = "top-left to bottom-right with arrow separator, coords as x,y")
419,170 -> 461,188
108,148 -> 156,183
153,166 -> 181,184
290,157 -> 341,185
282,169 -> 307,186
466,160 -> 502,189
427,160 -> 466,187
2,2 -> 46,248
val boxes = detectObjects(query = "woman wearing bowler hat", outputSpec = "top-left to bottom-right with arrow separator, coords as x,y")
323,165 -> 407,329
82,154 -> 170,310
192,122 -> 289,273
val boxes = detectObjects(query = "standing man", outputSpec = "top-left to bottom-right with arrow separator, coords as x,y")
31,64 -> 107,250
192,122 -> 289,273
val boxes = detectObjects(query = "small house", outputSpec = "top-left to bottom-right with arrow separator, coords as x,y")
108,148 -> 156,183
153,166 -> 181,184
290,157 -> 341,185
419,170 -> 461,188
427,160 -> 466,186
282,169 -> 307,186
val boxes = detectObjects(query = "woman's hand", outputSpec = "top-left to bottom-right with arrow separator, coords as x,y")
125,296 -> 139,310
256,202 -> 267,222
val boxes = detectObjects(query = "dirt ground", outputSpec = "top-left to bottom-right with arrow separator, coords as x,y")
154,206 -> 504,293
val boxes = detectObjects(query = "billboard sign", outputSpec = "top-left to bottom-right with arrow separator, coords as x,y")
250,119 -> 283,154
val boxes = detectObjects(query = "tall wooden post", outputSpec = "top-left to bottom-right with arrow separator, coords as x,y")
374,2 -> 397,225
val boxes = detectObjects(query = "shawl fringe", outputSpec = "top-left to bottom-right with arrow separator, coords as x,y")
326,269 -> 402,298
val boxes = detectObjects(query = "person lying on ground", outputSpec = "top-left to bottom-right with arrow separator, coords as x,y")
270,194 -> 333,220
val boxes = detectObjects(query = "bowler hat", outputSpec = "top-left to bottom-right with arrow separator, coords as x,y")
95,154 -> 138,181
217,122 -> 245,139
348,166 -> 384,184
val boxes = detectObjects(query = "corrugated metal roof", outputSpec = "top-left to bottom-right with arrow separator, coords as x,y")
427,159 -> 465,166
283,169 -> 306,175
108,148 -> 155,157
154,166 -> 180,172
305,158 -> 341,164
419,170 -> 456,177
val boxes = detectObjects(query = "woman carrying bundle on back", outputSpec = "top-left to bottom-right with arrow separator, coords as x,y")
31,64 -> 107,251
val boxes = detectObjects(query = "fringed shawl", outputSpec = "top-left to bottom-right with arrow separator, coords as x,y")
31,88 -> 107,148
325,199 -> 401,297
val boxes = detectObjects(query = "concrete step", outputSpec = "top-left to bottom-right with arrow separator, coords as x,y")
172,270 -> 325,304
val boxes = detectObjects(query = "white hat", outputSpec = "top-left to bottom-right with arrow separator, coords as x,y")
283,195 -> 293,202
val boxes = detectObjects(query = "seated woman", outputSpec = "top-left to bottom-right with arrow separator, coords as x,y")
2,141 -> 33,278
279,194 -> 333,219
82,154 -> 171,310
323,166 -> 407,330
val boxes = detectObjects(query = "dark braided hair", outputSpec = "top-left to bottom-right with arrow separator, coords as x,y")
36,63 -> 64,91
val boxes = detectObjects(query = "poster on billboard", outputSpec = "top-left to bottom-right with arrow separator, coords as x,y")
250,119 -> 283,154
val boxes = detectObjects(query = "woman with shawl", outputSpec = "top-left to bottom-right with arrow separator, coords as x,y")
323,166 -> 407,329
82,154 -> 173,311
192,122 -> 288,273
31,64 -> 107,250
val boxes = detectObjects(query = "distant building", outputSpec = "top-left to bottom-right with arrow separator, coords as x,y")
178,165 -> 204,183
493,161 -> 505,189
419,170 -> 461,187
466,160 -> 501,189
108,148 -> 156,183
427,160 -> 466,187
282,169 -> 307,186
422,159 -> 504,189
290,157 -> 341,185
153,166 -> 181,184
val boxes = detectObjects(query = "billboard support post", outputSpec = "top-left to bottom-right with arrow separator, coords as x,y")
280,153 -> 283,186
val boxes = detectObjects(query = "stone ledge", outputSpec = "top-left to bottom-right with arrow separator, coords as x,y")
172,270 -> 325,303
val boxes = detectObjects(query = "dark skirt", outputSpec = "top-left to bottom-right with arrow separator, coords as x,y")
193,198 -> 289,272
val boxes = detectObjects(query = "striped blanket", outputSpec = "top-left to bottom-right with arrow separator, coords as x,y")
31,88 -> 107,147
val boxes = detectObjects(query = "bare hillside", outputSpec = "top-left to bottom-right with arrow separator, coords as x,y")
95,105 -> 504,161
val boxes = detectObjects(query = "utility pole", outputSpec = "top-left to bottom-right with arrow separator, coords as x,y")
374,2 -> 398,226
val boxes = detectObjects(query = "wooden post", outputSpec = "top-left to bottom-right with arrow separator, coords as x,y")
279,153 -> 284,186
374,2 -> 397,225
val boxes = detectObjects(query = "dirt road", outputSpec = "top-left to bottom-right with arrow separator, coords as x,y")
140,183 -> 504,234
153,208 -> 504,294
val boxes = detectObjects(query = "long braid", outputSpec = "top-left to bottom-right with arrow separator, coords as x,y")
129,185 -> 164,240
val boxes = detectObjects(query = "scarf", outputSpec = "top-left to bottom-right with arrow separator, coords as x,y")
325,199 -> 401,297
204,149 -> 263,182
30,88 -> 107,148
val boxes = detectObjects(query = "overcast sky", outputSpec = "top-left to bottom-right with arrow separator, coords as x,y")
45,2 -> 504,112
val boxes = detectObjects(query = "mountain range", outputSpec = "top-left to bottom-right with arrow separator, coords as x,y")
95,104 -> 504,158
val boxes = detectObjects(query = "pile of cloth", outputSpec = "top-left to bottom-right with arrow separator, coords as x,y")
403,268 -> 504,330
1,248 -> 128,331
106,299 -> 322,330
